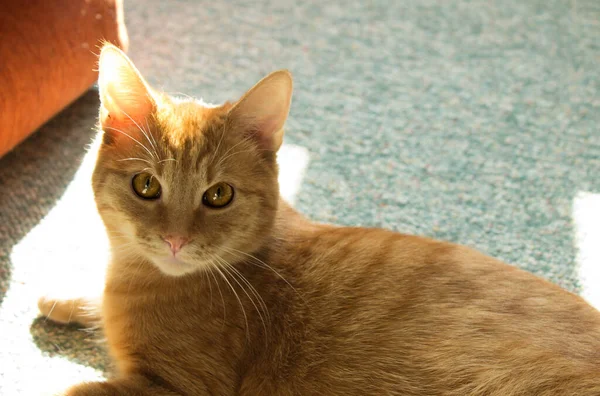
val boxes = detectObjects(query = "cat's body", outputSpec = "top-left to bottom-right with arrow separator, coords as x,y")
100,204 -> 600,396
40,44 -> 600,395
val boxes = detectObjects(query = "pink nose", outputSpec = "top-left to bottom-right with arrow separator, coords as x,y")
163,236 -> 189,255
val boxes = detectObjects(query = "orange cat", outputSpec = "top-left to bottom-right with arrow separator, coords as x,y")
40,44 -> 600,395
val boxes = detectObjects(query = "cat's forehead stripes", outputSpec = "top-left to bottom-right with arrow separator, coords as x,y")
146,99 -> 233,188
155,100 -> 227,148
158,144 -> 210,184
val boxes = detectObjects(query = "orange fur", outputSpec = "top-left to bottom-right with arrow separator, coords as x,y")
41,44 -> 600,395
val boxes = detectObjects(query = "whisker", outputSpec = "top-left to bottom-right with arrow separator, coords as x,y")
166,91 -> 194,101
218,148 -> 271,165
144,116 -> 162,160
217,258 -> 268,339
44,300 -> 59,322
108,242 -> 139,251
107,230 -> 132,237
206,261 -> 227,326
111,241 -> 134,251
209,126 -> 228,166
213,264 -> 250,341
127,259 -> 145,297
140,260 -> 158,287
107,233 -> 131,239
107,234 -> 135,243
222,261 -> 269,322
118,108 -> 159,160
67,299 -> 76,323
116,157 -> 153,166
215,136 -> 253,167
109,243 -> 137,251
219,246 -> 299,297
226,267 -> 270,344
103,126 -> 155,160
117,258 -> 140,273
110,245 -> 138,255
202,267 -> 214,312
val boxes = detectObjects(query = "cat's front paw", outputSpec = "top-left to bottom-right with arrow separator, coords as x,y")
57,378 -> 180,395
38,295 -> 101,327
56,382 -> 111,396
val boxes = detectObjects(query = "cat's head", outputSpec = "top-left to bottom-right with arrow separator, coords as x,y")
92,44 -> 292,277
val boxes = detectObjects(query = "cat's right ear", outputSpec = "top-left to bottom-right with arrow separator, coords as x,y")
228,70 -> 293,152
97,44 -> 155,143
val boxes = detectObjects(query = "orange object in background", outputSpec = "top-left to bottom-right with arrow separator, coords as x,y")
0,0 -> 128,158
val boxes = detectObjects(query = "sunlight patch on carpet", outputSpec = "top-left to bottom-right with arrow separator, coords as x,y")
2,141 -> 308,393
573,191 -> 600,309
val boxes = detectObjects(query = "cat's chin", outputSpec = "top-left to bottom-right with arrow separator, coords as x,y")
152,256 -> 198,277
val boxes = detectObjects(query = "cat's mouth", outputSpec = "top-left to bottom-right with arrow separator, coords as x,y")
153,256 -> 196,277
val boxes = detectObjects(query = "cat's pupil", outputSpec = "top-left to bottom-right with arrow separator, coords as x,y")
216,187 -> 222,197
143,177 -> 151,193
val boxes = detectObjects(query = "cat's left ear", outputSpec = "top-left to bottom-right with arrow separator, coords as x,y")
97,44 -> 155,133
228,70 -> 293,152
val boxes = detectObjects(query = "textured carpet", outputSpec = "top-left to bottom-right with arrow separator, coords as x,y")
1,0 -> 599,393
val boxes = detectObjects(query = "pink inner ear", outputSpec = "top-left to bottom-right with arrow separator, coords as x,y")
257,116 -> 278,135
99,98 -> 154,151
103,81 -> 153,125
98,46 -> 155,138
241,114 -> 281,151
99,86 -> 155,152
228,70 -> 292,152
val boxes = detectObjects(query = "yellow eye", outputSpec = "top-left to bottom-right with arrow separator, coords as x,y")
132,172 -> 161,199
203,182 -> 234,208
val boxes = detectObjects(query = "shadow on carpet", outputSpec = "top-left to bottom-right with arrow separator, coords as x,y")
30,318 -> 110,375
0,89 -> 101,307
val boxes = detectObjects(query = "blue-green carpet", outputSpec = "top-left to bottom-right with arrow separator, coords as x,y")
1,0 -> 599,393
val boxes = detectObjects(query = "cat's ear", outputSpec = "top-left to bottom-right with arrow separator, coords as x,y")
228,70 -> 293,152
97,44 -> 155,137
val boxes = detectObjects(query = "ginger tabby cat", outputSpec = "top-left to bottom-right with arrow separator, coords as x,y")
39,44 -> 600,395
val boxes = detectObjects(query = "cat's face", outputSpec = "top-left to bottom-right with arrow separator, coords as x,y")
92,45 -> 292,276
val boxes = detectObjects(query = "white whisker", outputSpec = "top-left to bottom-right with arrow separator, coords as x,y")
218,148 -> 271,165
222,260 -> 269,321
215,136 -> 253,168
116,157 -> 153,166
103,126 -> 155,160
206,261 -> 227,325
217,257 -> 269,339
202,267 -> 214,312
67,300 -> 76,323
118,108 -> 159,160
144,116 -> 161,160
219,246 -> 299,297
210,126 -> 228,166
213,264 -> 250,341
44,300 -> 59,322
127,260 -> 145,298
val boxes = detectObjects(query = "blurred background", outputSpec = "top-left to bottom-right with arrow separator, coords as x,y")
0,0 -> 599,393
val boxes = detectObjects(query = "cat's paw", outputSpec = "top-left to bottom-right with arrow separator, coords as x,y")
38,296 -> 101,327
57,377 -> 180,395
